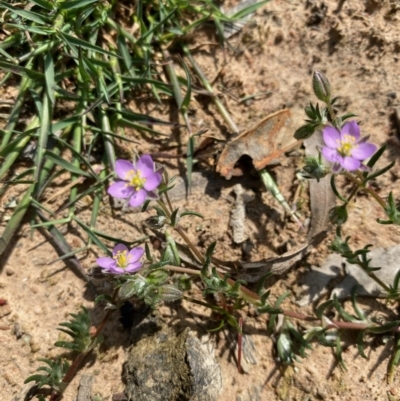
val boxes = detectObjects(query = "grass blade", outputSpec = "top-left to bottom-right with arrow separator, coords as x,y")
0,184 -> 34,257
34,91 -> 52,183
44,51 -> 56,106
0,2 -> 50,25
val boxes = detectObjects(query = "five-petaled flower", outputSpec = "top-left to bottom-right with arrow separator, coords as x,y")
108,155 -> 162,207
321,121 -> 377,172
96,244 -> 144,274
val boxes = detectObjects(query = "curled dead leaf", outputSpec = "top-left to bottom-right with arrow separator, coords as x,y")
216,109 -> 298,179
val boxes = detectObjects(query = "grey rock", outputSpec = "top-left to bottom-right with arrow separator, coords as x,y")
332,245 -> 400,299
298,245 -> 400,302
124,309 -> 222,401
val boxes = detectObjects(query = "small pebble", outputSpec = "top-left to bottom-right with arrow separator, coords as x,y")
30,339 -> 41,353
33,306 -> 42,315
5,268 -> 15,276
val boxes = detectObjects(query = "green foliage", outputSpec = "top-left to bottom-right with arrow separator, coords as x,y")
201,267 -> 246,299
54,307 -> 94,353
118,261 -> 183,307
7,5 -> 400,398
275,320 -> 312,365
301,154 -> 329,181
381,192 -> 400,225
294,102 -> 326,140
24,358 -> 70,394
330,230 -> 381,275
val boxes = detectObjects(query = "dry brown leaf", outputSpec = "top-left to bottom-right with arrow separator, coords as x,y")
216,109 -> 298,179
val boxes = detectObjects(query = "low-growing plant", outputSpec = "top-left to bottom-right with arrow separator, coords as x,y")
1,0 -> 400,399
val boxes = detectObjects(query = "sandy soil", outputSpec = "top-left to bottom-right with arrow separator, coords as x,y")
1,0 -> 400,400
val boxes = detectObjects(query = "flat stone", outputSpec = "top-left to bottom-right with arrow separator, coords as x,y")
298,245 -> 400,302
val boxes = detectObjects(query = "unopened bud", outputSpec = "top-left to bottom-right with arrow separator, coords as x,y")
329,205 -> 348,226
159,284 -> 183,302
301,156 -> 329,181
312,71 -> 332,103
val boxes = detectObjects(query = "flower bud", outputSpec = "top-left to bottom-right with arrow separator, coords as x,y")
159,285 -> 183,302
312,71 -> 332,103
301,156 -> 329,181
329,205 -> 348,226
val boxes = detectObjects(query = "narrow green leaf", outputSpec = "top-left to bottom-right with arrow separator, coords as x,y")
230,0 -> 270,20
335,336 -> 347,371
60,32 -> 121,58
0,184 -> 34,257
333,295 -> 357,322
393,268 -> 400,291
180,59 -> 192,113
0,2 -> 50,25
54,341 -> 80,351
51,115 -> 81,132
44,150 -> 91,177
34,91 -> 52,182
117,34 -> 133,72
356,330 -> 368,359
30,217 -> 71,228
170,208 -> 180,227
388,333 -> 400,383
182,13 -> 210,34
351,288 -> 367,322
4,23 -> 55,35
58,0 -> 99,11
44,51 -> 55,106
340,113 -> 357,122
0,60 -> 44,80
90,126 -> 139,144
74,4 -> 96,29
139,8 -> 179,43
367,320 -> 400,334
180,210 -> 203,219
26,0 -> 53,10
0,130 -> 34,180
315,299 -> 334,319
74,217 -> 108,253
364,161 -> 395,182
0,44 -> 15,61
119,119 -> 167,136
367,144 -> 386,169
114,108 -> 179,126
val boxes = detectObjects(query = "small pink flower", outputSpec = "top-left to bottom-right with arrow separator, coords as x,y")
108,155 -> 162,207
96,244 -> 144,274
321,121 -> 377,172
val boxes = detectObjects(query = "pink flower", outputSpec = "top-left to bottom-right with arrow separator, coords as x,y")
107,155 -> 162,207
321,121 -> 377,172
96,244 -> 144,274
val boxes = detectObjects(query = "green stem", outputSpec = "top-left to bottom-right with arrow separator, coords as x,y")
345,171 -> 386,210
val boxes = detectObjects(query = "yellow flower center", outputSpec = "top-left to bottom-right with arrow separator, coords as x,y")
337,134 -> 357,156
126,170 -> 146,191
114,250 -> 131,268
